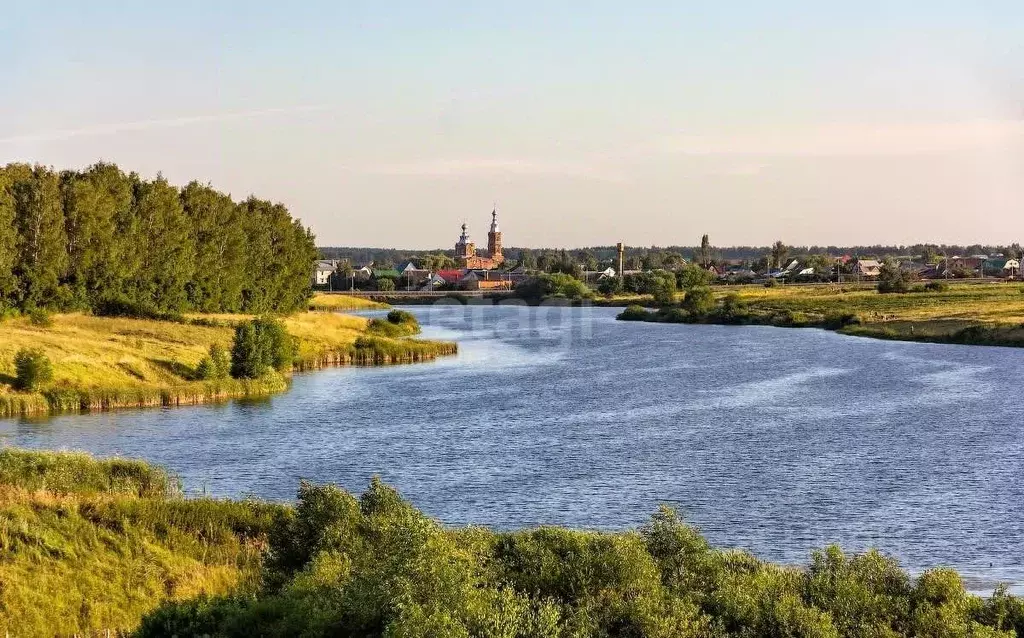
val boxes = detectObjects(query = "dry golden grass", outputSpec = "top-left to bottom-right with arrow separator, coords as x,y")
721,282 -> 1024,325
308,292 -> 388,311
0,309 -> 454,416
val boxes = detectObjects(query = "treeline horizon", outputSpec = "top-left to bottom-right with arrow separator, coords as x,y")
320,241 -> 1022,269
0,162 -> 317,315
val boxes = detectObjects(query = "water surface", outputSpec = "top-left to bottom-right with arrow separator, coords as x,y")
3,305 -> 1022,592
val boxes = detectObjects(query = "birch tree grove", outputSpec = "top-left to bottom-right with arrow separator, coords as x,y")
0,163 -> 317,315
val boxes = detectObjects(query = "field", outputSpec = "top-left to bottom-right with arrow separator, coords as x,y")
0,309 -> 455,417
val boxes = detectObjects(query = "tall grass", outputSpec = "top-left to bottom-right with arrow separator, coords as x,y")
0,449 -> 283,636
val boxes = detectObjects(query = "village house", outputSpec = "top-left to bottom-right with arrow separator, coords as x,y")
852,259 -> 882,278
312,260 -> 337,286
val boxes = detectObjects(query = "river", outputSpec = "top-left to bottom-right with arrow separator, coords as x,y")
2,304 -> 1022,592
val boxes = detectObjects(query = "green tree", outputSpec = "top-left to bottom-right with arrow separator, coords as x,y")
129,175 -> 196,311
0,167 -> 21,305
771,240 -> 789,271
181,182 -> 246,312
651,274 -> 677,307
877,259 -> 909,294
13,347 -> 54,391
10,165 -> 68,308
677,264 -> 715,291
60,163 -> 132,307
230,317 -> 295,379
681,287 -> 715,315
699,234 -> 712,268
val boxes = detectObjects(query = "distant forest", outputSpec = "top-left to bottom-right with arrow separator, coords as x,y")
0,163 -> 317,315
320,242 -> 1022,271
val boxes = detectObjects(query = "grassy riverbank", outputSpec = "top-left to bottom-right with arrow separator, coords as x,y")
307,292 -> 389,311
0,310 -> 455,418
2,448 -> 1022,637
0,448 -> 283,636
618,282 -> 1024,347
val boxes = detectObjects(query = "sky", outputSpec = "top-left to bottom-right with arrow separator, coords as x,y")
2,1 -> 1023,248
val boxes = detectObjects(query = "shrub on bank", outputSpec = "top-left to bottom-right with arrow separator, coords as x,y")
617,304 -> 653,321
367,309 -> 421,337
230,317 -> 296,379
13,347 -> 53,391
135,479 -> 1024,638
196,343 -> 231,380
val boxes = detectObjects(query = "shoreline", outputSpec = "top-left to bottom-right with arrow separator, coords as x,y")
0,311 -> 458,419
617,307 -> 1024,348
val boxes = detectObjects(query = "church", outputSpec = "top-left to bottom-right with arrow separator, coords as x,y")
454,209 -> 505,269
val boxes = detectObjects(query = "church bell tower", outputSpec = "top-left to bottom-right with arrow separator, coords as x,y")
487,208 -> 502,262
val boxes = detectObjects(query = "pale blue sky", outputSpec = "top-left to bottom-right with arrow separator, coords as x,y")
2,1 -> 1023,247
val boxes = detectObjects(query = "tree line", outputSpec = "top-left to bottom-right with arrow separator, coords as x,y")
0,163 -> 317,315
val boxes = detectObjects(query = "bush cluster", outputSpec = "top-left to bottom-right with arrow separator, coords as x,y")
229,318 -> 296,379
136,481 -> 1024,638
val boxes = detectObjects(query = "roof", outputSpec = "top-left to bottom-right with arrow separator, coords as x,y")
436,269 -> 464,283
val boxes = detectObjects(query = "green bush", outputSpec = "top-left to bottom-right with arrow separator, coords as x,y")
196,343 -> 231,380
375,277 -> 396,292
515,273 -> 592,302
229,317 -> 296,379
13,348 -> 54,391
681,286 -> 715,315
133,480 -> 1024,638
27,307 -> 53,327
617,304 -> 653,321
925,281 -> 949,292
597,276 -> 624,297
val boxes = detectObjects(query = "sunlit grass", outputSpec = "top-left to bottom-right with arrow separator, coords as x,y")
0,310 -> 455,416
721,282 -> 1024,325
0,449 -> 280,636
308,292 -> 389,311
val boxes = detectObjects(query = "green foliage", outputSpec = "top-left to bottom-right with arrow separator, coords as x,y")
681,286 -> 715,316
618,304 -> 654,321
367,309 -> 421,337
134,480 -> 1024,638
878,260 -> 911,294
651,274 -> 678,307
376,277 -> 396,291
230,317 -> 296,379
196,343 -> 232,380
0,163 -> 316,315
13,347 -> 53,391
0,448 -> 174,496
27,307 -> 52,326
597,275 -> 624,297
925,281 -> 949,292
515,273 -> 592,302
677,264 -> 716,291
